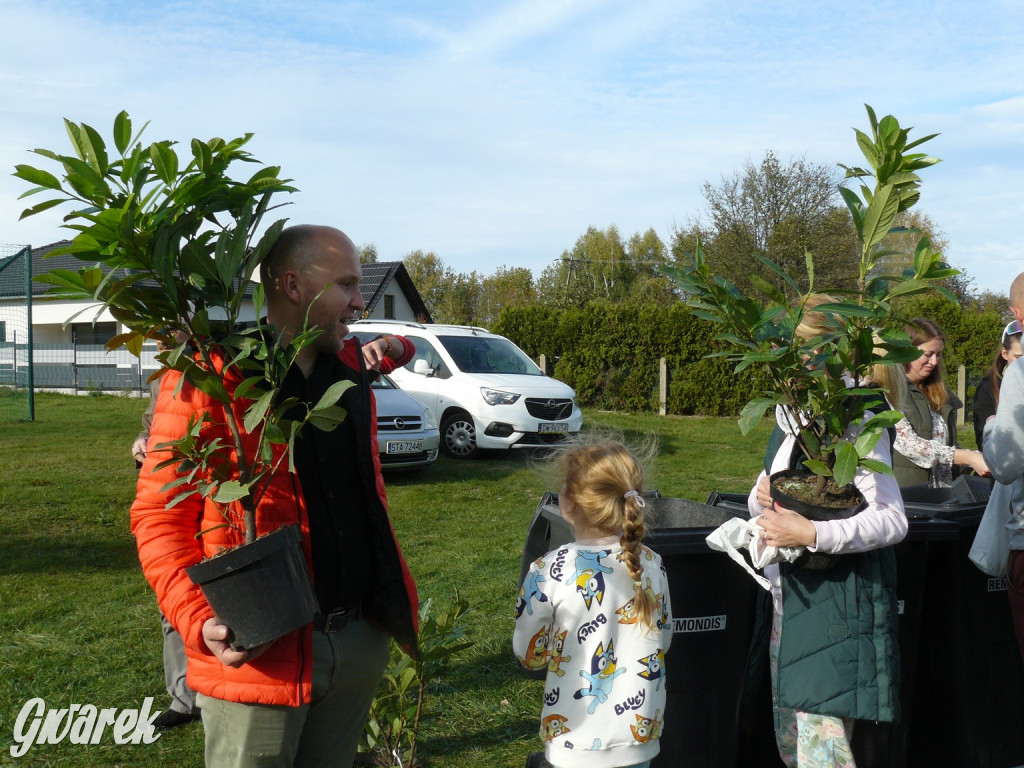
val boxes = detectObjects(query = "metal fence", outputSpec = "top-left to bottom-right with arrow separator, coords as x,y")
1,341 -> 162,394
0,244 -> 33,420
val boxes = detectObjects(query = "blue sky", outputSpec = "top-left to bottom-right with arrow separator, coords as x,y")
2,0 -> 1022,296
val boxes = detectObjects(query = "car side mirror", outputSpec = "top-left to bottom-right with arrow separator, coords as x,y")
413,359 -> 435,377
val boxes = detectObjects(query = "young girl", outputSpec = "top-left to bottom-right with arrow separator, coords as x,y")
514,441 -> 672,768
754,296 -> 907,767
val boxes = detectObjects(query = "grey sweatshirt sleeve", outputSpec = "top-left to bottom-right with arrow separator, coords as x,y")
983,358 -> 1024,484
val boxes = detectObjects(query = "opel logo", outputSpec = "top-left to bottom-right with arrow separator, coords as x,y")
393,417 -> 406,430
546,400 -> 556,409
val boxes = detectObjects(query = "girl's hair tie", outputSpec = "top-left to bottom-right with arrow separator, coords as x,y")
633,579 -> 642,588
623,489 -> 645,507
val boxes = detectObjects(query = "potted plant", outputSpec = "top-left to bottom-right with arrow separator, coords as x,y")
14,112 -> 351,647
661,105 -> 959,517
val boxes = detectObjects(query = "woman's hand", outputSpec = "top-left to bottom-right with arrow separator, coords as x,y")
956,448 -> 991,477
756,500 -> 818,549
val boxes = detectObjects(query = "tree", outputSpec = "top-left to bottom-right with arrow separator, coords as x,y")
433,270 -> 481,326
538,225 -> 674,307
672,151 -> 861,295
403,250 -> 452,319
875,210 -> 975,303
477,266 -> 537,327
402,250 -> 485,325
358,243 -> 378,264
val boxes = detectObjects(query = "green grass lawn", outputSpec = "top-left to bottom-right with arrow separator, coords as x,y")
1,394 -> 972,766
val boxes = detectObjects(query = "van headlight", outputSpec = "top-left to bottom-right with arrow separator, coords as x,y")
423,407 -> 438,430
481,388 -> 520,406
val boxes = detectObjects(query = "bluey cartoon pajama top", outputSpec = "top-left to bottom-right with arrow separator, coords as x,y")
513,540 -> 673,768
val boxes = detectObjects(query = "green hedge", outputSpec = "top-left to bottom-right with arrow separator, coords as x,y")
494,302 -> 766,415
493,298 -> 1006,417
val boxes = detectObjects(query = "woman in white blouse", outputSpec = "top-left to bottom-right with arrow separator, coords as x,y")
873,318 -> 989,488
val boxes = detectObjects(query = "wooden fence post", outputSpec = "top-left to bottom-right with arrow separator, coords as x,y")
957,364 -> 966,427
659,357 -> 668,416
539,354 -> 548,376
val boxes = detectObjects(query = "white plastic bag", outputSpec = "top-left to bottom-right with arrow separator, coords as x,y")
969,480 -> 1014,578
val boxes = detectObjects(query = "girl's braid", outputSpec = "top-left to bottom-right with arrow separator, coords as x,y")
620,491 -> 658,630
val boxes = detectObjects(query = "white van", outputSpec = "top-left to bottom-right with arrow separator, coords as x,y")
348,320 -> 583,458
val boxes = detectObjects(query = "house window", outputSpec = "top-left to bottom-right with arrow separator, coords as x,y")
384,295 -> 395,319
72,322 -> 117,345
0,321 -> 6,343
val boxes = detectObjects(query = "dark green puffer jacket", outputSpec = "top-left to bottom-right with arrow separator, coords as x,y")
777,549 -> 900,722
893,382 -> 961,487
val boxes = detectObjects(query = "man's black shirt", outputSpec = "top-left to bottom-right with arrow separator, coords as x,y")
280,351 -> 374,614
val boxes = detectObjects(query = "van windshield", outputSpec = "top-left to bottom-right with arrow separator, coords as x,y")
437,336 -> 543,375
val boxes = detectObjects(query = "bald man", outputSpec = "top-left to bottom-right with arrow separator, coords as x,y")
131,225 -> 419,767
982,271 -> 1024,661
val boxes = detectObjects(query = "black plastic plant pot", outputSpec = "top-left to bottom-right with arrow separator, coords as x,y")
186,524 -> 318,650
769,468 -> 866,521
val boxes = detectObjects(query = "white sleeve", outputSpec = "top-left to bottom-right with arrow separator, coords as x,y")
813,420 -> 908,554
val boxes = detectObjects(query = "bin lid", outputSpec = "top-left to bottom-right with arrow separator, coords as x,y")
646,497 -> 748,553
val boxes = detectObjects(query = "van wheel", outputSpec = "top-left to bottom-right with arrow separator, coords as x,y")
441,412 -> 478,459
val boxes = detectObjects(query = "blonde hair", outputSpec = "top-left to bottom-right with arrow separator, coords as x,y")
556,440 -> 659,631
869,359 -> 908,411
795,293 -> 840,341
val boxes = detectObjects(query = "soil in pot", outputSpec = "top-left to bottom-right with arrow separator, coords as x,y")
187,524 -> 318,650
769,469 -> 866,521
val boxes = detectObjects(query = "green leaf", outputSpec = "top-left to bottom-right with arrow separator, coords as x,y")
812,302 -> 875,318
854,429 -> 882,457
307,405 -> 348,431
13,165 -> 62,191
738,397 -> 776,435
150,141 -> 179,184
234,376 -> 267,402
82,123 -> 109,174
313,379 -> 355,412
860,410 -> 904,430
861,184 -> 900,248
886,278 -> 931,298
212,481 -> 250,503
802,459 -> 832,477
19,198 -> 65,220
749,273 -> 787,305
832,440 -> 859,487
113,111 -> 132,155
243,390 -> 274,433
860,458 -> 894,475
838,187 -> 864,235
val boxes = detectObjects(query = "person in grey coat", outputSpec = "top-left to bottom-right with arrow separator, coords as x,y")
982,271 -> 1024,661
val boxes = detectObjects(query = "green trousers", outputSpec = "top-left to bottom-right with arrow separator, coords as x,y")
197,618 -> 389,768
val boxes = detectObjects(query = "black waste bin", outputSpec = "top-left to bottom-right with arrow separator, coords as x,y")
902,478 -> 1024,768
849,511 -> 959,768
517,492 -> 766,767
643,497 -> 769,768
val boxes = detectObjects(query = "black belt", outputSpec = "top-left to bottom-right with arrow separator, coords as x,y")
313,603 -> 362,633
